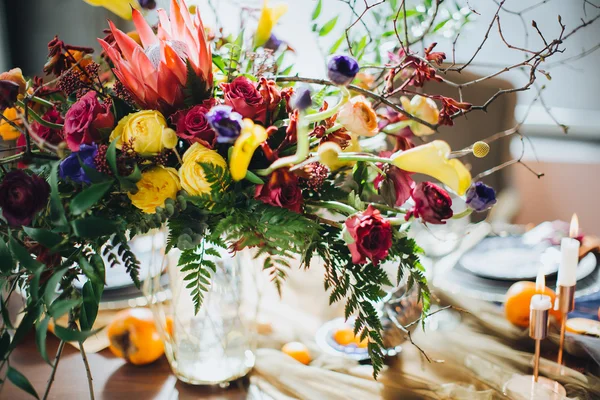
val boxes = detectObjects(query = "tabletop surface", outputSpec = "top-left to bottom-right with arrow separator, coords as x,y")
2,333 -> 261,400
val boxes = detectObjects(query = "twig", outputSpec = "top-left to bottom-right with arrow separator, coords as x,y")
42,340 -> 66,400
79,342 -> 95,400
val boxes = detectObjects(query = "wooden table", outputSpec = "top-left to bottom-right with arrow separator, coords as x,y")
2,333 -> 260,400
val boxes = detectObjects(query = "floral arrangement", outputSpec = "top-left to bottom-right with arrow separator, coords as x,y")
0,0 -> 597,397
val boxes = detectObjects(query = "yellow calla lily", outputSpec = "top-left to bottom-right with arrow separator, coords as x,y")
230,119 -> 268,181
254,0 -> 288,47
391,140 -> 471,195
83,0 -> 139,20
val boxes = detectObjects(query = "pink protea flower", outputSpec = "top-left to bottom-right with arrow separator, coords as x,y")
98,0 -> 212,113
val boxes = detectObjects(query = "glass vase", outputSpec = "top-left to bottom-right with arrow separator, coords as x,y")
144,247 -> 257,385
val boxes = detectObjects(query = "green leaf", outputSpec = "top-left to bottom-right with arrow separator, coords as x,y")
329,34 -> 345,54
7,367 -> 39,399
35,316 -> 51,365
312,0 -> 322,20
49,162 -> 68,228
49,299 -> 81,319
11,307 -> 40,350
0,237 -> 13,274
80,281 -> 102,331
212,54 -> 226,73
23,227 -> 63,249
70,181 -> 114,216
9,236 -> 43,272
53,325 -> 102,343
78,257 -> 101,285
433,18 -> 450,32
0,296 -> 13,330
0,331 -> 10,359
71,217 -> 118,238
319,16 -> 338,36
44,267 -> 68,306
106,137 -> 119,177
183,59 -> 211,107
111,96 -> 134,122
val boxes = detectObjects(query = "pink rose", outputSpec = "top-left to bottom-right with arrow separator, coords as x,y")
406,182 -> 453,224
255,169 -> 303,213
220,77 -> 266,122
171,99 -> 217,148
64,91 -> 114,151
344,205 -> 392,266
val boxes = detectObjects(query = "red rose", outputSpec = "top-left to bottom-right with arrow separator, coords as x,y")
406,182 -> 453,224
344,205 -> 392,266
255,169 -> 303,213
64,91 -> 114,151
171,99 -> 217,148
32,108 -> 64,146
259,78 -> 281,113
220,76 -> 266,122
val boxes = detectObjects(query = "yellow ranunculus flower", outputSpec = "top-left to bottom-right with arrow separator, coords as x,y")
128,166 -> 181,214
82,0 -> 139,20
0,108 -> 22,141
391,140 -> 471,195
110,110 -> 178,156
337,96 -> 379,137
230,119 -> 268,181
254,0 -> 288,47
400,95 -> 439,137
179,142 -> 229,196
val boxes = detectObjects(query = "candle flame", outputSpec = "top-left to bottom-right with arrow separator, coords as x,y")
535,268 -> 545,293
570,213 -> 579,238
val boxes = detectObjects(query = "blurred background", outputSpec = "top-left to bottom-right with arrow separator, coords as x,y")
0,0 -> 599,233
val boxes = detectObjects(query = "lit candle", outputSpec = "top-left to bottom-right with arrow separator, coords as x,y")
530,269 -> 552,311
557,214 -> 580,287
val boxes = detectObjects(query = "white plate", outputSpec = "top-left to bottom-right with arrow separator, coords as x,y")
460,236 -> 597,281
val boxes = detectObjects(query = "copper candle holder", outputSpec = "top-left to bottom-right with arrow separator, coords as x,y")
529,307 -> 549,382
555,285 -> 575,365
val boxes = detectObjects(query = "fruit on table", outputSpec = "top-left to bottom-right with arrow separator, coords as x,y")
333,327 -> 368,348
566,318 -> 600,336
281,341 -> 312,365
107,308 -> 164,365
504,281 -> 562,327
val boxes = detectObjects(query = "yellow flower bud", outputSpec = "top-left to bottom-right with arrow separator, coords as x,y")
179,142 -> 229,196
400,95 -> 439,136
110,110 -> 178,156
229,119 -> 268,181
128,166 -> 181,214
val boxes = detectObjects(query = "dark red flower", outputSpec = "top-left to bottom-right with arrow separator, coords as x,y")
406,182 -> 453,225
64,91 -> 114,151
171,99 -> 217,148
375,153 -> 415,207
32,108 -> 64,146
387,47 -> 442,89
220,76 -> 266,122
255,169 -> 303,213
0,170 -> 50,227
259,78 -> 282,114
44,35 -> 94,76
424,42 -> 446,65
433,95 -> 472,126
344,205 -> 393,265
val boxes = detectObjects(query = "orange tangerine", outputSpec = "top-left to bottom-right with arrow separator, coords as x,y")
281,341 -> 311,365
107,308 -> 164,365
504,281 -> 562,328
